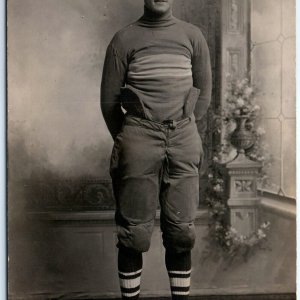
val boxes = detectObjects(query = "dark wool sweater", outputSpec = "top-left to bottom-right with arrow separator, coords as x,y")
101,9 -> 212,139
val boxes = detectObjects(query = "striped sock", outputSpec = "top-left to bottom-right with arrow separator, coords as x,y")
119,269 -> 142,299
118,247 -> 142,299
166,251 -> 191,300
168,269 -> 191,299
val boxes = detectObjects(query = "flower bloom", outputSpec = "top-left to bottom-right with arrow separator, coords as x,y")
253,104 -> 260,111
256,127 -> 266,136
236,97 -> 245,108
213,184 -> 223,192
229,227 -> 238,235
261,221 -> 271,229
213,156 -> 219,162
244,87 -> 253,97
257,229 -> 266,239
257,155 -> 265,162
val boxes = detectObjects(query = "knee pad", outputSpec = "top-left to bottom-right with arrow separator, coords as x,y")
117,221 -> 154,253
162,222 -> 196,253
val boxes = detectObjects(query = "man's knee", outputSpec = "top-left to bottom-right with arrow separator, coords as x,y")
117,221 -> 154,253
162,222 -> 196,253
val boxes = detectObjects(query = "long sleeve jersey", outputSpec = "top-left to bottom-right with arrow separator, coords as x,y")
101,11 -> 212,139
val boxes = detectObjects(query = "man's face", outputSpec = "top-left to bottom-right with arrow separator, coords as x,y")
144,0 -> 174,15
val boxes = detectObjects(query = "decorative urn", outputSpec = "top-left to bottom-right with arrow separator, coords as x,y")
230,115 -> 255,153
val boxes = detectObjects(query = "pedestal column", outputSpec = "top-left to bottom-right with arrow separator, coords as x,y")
226,153 -> 261,236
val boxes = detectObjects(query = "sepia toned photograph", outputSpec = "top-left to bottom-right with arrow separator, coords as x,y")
7,0 -> 296,299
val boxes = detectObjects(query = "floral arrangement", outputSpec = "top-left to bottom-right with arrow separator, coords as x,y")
219,76 -> 273,186
202,76 -> 272,266
223,77 -> 260,120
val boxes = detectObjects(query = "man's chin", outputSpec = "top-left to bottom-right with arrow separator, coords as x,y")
154,10 -> 169,15
151,6 -> 170,15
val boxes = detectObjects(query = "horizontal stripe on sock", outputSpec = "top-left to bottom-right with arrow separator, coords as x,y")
169,277 -> 190,287
118,269 -> 142,280
118,269 -> 142,276
119,277 -> 141,289
171,285 -> 190,292
168,269 -> 191,275
122,290 -> 140,298
172,290 -> 190,296
121,285 -> 140,294
168,272 -> 191,279
119,273 -> 142,280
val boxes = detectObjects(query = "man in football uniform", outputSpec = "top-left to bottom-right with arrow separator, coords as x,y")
101,0 -> 212,298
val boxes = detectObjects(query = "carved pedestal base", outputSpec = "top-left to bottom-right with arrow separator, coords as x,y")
226,153 -> 261,236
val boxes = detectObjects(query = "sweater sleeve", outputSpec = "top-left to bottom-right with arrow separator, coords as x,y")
101,35 -> 127,140
191,30 -> 212,122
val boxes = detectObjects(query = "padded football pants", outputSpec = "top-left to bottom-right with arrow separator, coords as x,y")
110,113 -> 203,253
